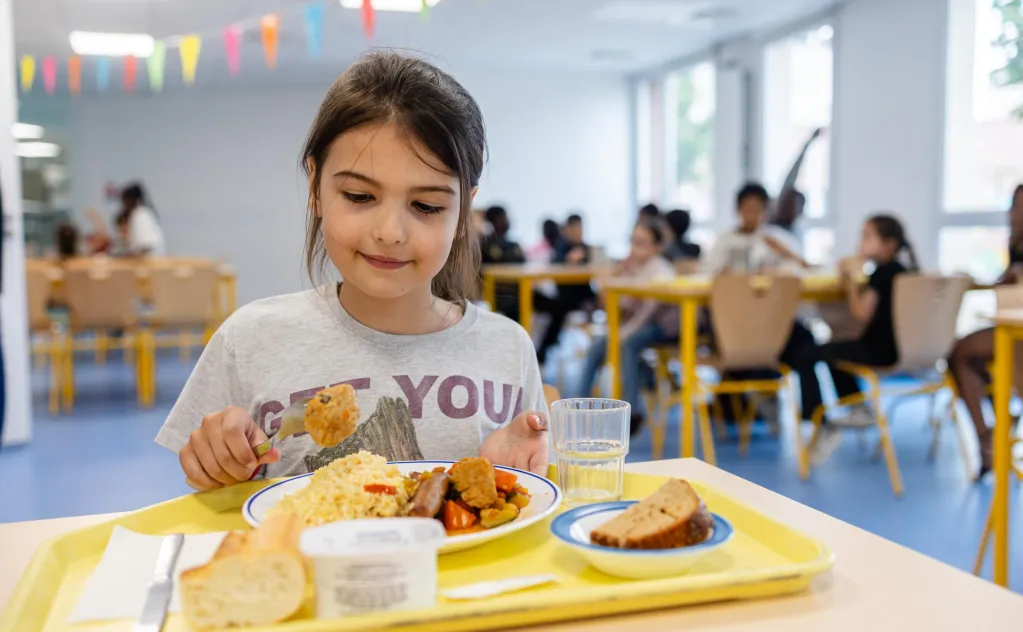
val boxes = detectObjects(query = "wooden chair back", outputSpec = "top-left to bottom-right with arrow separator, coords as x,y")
892,274 -> 971,371
995,283 -> 1023,310
26,265 -> 54,332
709,275 -> 801,370
147,263 -> 220,328
64,264 -> 141,330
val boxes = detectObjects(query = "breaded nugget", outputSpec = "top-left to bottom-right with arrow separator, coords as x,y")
449,457 -> 498,509
304,384 -> 360,447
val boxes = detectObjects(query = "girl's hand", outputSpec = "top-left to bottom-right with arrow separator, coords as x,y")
179,406 -> 280,491
480,411 -> 549,476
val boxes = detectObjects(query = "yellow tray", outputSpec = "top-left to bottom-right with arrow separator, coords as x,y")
2,471 -> 833,632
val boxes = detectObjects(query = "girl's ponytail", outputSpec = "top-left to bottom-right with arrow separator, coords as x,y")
900,238 -> 919,272
866,213 -> 918,271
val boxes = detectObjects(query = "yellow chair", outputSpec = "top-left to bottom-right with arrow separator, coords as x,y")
973,442 -> 1022,576
26,262 -> 62,414
800,274 -> 972,497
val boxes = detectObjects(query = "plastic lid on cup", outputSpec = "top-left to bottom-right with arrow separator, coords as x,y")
299,518 -> 446,558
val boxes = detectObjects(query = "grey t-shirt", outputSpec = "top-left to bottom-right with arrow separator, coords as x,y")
155,288 -> 546,478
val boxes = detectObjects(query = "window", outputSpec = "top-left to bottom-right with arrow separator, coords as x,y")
762,25 -> 834,264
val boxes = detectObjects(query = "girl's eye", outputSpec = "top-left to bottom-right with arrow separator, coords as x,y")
343,192 -> 374,204
413,202 -> 445,215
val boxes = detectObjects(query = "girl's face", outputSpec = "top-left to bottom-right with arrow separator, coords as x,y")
317,122 -> 463,301
629,225 -> 659,263
858,221 -> 896,262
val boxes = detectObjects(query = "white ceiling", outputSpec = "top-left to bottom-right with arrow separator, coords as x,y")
13,0 -> 840,80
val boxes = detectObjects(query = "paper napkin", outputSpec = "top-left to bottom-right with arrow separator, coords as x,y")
68,526 -> 227,623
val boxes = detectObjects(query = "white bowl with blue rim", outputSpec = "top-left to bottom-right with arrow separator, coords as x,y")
550,501 -> 734,579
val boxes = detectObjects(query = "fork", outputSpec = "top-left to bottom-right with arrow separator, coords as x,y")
253,397 -> 313,457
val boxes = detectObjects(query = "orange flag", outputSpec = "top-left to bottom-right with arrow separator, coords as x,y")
68,56 -> 81,96
261,14 -> 280,69
362,0 -> 375,39
123,56 -> 138,92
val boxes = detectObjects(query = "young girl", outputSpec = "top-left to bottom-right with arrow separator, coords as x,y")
574,219 -> 678,434
790,214 -> 918,462
156,53 -> 549,490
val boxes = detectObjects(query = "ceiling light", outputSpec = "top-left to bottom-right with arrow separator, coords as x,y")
69,31 -> 155,57
817,25 -> 834,41
16,142 -> 61,159
12,123 -> 44,140
339,0 -> 441,13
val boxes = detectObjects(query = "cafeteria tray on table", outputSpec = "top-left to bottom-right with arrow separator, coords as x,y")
1,470 -> 833,632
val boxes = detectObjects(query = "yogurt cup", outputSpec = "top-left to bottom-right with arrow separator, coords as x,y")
299,518 -> 446,618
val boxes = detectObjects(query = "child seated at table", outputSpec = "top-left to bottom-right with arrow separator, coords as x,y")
789,214 -> 918,463
573,219 -> 677,435
705,182 -> 807,274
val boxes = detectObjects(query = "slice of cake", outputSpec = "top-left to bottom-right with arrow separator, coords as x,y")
590,479 -> 714,550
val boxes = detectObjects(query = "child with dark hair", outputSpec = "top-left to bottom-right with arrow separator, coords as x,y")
705,182 -> 805,273
664,209 -> 701,261
157,52 -> 550,490
533,213 -> 596,364
790,213 -> 919,462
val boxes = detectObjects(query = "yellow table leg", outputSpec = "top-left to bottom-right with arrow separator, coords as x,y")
992,325 -> 1013,587
519,279 -> 534,339
482,274 -> 496,311
607,290 -> 621,400
680,299 -> 699,459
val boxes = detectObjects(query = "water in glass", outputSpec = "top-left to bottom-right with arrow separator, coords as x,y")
550,398 -> 630,507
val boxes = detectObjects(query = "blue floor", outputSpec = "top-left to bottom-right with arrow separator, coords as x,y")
2,351 -> 1021,591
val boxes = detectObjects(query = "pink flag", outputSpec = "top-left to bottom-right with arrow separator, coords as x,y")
223,25 -> 241,76
42,56 -> 57,95
362,0 -> 375,39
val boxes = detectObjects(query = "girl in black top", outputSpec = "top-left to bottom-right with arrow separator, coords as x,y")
948,184 -> 1023,478
790,214 -> 917,463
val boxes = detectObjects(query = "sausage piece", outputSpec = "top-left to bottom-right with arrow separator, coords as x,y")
410,473 -> 450,518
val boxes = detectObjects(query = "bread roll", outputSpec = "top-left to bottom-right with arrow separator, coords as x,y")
180,513 -> 307,629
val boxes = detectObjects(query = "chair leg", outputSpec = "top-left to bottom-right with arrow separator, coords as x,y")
711,398 -> 728,440
48,335 -> 61,415
61,333 -> 74,410
974,498 -> 995,576
179,332 -> 190,363
697,395 -> 716,466
738,396 -> 756,457
800,404 -> 826,481
95,332 -> 108,366
869,378 -> 904,497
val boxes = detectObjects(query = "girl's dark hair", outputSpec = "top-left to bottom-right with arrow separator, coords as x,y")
541,219 -> 560,248
1013,184 -> 1023,204
121,182 -> 156,217
55,224 -> 78,259
301,52 -> 487,304
635,217 -> 666,245
867,213 -> 918,271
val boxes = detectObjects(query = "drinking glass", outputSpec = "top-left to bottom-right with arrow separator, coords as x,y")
549,398 -> 630,506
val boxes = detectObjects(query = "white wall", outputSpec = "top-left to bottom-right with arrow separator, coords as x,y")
0,0 -> 33,446
68,69 -> 632,304
830,0 -> 947,267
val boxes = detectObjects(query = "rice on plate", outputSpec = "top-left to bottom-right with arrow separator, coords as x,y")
269,451 -> 414,527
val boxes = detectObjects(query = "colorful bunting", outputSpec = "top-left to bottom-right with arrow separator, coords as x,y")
223,26 -> 241,76
362,0 -> 376,39
421,0 -> 430,22
148,41 -> 167,92
20,55 -> 35,93
261,14 -> 280,70
180,35 -> 202,85
123,56 -> 138,92
304,1 -> 325,57
68,56 -> 81,96
96,57 -> 110,92
42,57 -> 57,95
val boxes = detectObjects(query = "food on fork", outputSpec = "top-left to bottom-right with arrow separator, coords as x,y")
590,479 -> 713,550
304,383 -> 360,447
180,513 -> 307,629
449,456 -> 499,509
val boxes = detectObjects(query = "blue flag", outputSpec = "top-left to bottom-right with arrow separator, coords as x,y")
304,1 -> 325,57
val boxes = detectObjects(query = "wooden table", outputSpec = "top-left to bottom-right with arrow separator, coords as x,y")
2,460 -> 1021,629
481,264 -> 609,334
602,275 -> 849,459
987,308 -> 1023,587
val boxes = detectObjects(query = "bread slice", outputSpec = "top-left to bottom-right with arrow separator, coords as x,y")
590,479 -> 713,550
180,513 -> 307,629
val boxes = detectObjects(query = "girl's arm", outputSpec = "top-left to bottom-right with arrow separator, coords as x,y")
841,258 -> 878,323
762,234 -> 809,269
620,299 -> 660,342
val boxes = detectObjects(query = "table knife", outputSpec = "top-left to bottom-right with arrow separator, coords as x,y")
133,533 -> 184,632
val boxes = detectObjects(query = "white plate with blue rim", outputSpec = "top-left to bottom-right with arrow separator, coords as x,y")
243,460 -> 562,554
550,501 -> 734,579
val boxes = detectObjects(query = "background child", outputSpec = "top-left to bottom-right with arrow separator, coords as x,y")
156,52 -> 549,490
705,182 -> 806,274
790,214 -> 918,462
574,219 -> 677,434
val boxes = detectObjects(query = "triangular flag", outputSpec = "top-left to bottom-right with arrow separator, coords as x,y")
123,56 -> 138,93
42,57 -> 57,95
421,0 -> 429,22
362,0 -> 375,39
180,35 -> 202,85
68,56 -> 81,96
96,57 -> 110,92
19,55 -> 35,92
148,41 -> 166,92
223,26 -> 241,76
261,14 -> 280,70
304,1 -> 325,57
